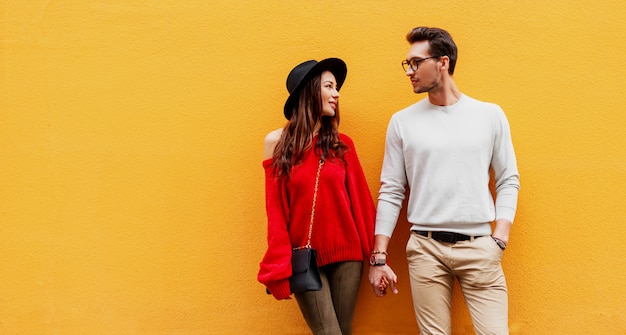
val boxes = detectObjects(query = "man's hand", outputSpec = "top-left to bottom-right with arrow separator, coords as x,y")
492,218 -> 512,245
368,265 -> 398,297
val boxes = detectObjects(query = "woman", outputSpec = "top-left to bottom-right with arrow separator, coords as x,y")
258,58 -> 376,335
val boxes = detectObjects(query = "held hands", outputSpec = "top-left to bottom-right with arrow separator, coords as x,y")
368,265 -> 398,297
369,237 -> 397,296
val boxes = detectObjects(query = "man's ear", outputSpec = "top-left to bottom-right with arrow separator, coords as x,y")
439,55 -> 450,73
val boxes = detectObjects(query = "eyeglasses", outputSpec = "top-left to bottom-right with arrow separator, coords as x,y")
401,56 -> 441,72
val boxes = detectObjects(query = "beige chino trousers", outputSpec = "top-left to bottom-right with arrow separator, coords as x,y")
406,232 -> 509,335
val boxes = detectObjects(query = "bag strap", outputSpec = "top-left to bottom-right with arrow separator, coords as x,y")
293,159 -> 324,250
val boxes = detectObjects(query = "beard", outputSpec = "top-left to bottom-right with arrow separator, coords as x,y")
413,66 -> 442,94
414,77 -> 440,94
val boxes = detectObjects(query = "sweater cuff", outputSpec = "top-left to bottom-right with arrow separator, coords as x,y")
374,200 -> 400,237
266,279 -> 291,300
496,206 -> 516,224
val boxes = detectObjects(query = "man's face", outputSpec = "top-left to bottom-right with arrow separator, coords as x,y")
405,41 -> 441,94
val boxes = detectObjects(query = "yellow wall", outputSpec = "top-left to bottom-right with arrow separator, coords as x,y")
1,1 -> 624,334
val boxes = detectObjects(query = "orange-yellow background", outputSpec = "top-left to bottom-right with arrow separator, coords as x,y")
1,1 -> 625,334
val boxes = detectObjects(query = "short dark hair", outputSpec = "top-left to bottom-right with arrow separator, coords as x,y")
406,27 -> 458,75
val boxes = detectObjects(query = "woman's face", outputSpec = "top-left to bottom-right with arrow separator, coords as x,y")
320,71 -> 339,117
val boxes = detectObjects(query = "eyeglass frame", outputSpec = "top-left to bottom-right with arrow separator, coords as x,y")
401,55 -> 443,72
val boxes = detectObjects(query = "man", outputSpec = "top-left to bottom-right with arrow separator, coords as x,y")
368,27 -> 520,335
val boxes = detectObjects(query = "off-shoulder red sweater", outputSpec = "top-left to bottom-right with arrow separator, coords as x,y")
258,134 -> 375,300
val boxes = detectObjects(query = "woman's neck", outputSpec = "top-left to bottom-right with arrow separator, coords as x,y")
313,123 -> 321,136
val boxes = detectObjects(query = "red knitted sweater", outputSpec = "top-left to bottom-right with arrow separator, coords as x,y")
258,134 -> 375,300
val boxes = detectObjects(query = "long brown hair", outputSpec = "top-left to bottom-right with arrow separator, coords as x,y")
272,73 -> 347,177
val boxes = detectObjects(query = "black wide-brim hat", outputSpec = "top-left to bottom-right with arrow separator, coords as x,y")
283,58 -> 347,120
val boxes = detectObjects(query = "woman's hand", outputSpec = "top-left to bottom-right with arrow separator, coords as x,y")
368,265 -> 398,297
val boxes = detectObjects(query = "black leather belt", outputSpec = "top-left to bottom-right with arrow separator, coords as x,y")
414,230 -> 483,244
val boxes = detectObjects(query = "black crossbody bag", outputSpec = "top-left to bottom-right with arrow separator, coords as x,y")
289,159 -> 324,293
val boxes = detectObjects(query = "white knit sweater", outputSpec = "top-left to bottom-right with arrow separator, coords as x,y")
375,94 -> 520,237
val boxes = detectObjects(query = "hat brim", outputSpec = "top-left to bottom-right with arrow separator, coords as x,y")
283,58 -> 347,120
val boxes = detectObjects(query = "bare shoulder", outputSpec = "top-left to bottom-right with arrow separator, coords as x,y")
263,128 -> 283,160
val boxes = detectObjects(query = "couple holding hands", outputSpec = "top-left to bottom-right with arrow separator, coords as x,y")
258,26 -> 520,335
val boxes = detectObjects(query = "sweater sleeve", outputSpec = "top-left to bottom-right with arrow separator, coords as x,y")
257,160 -> 292,300
491,108 -> 520,223
341,134 -> 376,259
375,116 -> 407,237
